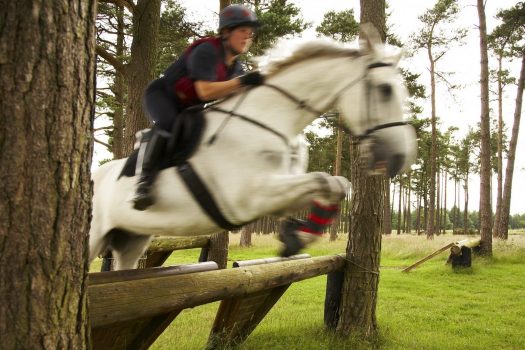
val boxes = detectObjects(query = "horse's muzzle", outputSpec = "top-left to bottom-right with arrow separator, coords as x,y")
359,124 -> 417,178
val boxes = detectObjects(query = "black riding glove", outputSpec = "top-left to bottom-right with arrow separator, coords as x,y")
239,71 -> 265,87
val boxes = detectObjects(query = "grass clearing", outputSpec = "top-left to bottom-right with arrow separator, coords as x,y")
90,233 -> 525,349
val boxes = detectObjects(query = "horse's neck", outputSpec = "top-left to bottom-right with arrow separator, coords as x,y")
222,56 -> 364,138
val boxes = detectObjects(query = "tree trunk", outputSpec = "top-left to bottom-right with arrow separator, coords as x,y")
240,223 -> 253,247
383,178 -> 392,234
427,49 -> 437,239
122,0 -> 161,155
220,0 -> 232,11
113,5 -> 126,159
330,117 -> 344,241
0,1 -> 96,347
443,171 -> 448,234
498,53 -> 525,239
477,0 -> 493,255
493,56 -> 504,238
463,175 -> 469,234
336,0 -> 385,337
397,180 -> 402,235
406,172 -> 412,233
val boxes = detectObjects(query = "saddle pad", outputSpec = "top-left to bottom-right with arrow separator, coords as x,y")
119,108 -> 206,178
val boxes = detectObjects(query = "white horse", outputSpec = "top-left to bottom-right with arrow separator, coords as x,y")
90,32 -> 417,270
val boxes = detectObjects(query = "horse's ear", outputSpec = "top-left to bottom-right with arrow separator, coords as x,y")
359,23 -> 382,55
391,49 -> 402,66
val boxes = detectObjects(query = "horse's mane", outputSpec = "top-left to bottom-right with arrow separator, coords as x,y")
256,37 -> 362,77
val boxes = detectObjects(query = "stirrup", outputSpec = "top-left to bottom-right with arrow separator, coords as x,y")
131,182 -> 154,211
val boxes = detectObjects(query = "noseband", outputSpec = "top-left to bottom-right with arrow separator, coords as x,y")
208,61 -> 407,146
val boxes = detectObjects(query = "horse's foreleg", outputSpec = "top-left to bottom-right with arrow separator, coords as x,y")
245,172 -> 349,218
243,172 -> 350,257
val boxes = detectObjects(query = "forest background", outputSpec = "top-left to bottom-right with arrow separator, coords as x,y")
93,0 -> 525,230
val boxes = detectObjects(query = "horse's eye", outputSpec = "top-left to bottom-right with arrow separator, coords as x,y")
378,84 -> 392,100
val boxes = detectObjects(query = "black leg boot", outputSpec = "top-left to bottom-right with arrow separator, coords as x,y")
131,129 -> 171,211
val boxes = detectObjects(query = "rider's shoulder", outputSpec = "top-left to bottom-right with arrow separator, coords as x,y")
190,41 -> 218,58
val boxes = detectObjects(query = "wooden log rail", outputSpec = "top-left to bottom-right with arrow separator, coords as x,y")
450,238 -> 481,256
144,236 -> 211,268
89,254 -> 345,328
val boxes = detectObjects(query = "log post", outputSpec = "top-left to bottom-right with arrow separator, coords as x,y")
206,231 -> 229,269
449,238 -> 481,268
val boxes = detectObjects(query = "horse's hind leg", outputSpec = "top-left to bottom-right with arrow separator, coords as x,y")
89,221 -> 110,264
109,229 -> 153,270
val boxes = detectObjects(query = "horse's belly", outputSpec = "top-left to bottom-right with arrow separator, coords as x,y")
107,172 -> 222,236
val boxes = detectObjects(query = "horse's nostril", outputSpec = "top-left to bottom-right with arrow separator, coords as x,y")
378,84 -> 392,100
387,154 -> 405,178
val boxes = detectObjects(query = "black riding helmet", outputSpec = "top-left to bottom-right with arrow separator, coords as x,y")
218,4 -> 261,32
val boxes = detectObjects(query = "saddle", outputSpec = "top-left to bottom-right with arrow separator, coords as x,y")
119,106 -> 206,178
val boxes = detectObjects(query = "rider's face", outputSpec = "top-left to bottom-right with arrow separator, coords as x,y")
226,26 -> 254,54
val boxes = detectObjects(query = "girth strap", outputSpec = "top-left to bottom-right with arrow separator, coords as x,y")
177,162 -> 244,231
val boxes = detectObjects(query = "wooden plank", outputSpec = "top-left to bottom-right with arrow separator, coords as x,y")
89,262 -> 219,285
232,254 -> 311,267
144,251 -> 173,268
207,254 -> 313,348
147,236 -> 210,252
207,286 -> 290,349
402,243 -> 455,272
89,261 -> 219,350
91,310 -> 182,350
89,254 -> 346,328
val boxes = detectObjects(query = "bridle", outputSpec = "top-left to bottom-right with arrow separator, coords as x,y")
207,61 -> 408,146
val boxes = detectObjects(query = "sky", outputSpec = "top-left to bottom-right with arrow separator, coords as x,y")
94,0 -> 524,214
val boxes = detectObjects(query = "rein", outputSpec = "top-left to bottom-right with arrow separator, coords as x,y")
206,61 -> 407,147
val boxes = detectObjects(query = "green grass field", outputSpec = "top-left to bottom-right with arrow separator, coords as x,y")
90,232 -> 525,349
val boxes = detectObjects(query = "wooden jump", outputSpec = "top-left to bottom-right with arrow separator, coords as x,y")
89,254 -> 346,349
403,237 -> 482,272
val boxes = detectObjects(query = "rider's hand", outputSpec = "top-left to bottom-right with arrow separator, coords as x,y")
239,71 -> 265,87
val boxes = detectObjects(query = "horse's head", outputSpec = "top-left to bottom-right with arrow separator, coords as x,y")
334,25 -> 417,178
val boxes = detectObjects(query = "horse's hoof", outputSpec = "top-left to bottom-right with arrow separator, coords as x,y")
278,219 -> 305,257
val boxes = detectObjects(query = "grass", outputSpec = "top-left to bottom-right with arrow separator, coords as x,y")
89,233 -> 525,350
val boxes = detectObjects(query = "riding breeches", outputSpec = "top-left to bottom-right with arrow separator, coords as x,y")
143,78 -> 181,132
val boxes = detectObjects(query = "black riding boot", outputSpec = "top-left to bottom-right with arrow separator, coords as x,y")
131,128 -> 171,211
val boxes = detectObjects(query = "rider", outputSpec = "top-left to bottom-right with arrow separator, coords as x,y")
131,4 -> 265,211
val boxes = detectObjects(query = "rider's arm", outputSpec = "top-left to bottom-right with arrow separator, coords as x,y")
187,43 -> 243,102
194,79 -> 242,101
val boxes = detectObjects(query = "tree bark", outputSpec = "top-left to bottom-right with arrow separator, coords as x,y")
122,0 -> 161,155
0,1 -> 96,347
477,0 -> 493,255
498,53 -> 525,239
335,0 -> 385,337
